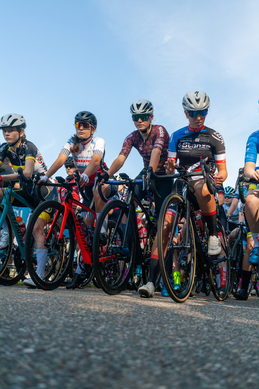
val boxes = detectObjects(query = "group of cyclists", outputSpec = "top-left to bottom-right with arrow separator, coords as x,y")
0,89 -> 258,301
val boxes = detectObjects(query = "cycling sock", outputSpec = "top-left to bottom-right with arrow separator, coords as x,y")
36,248 -> 48,279
148,255 -> 160,284
241,270 -> 252,291
202,211 -> 217,236
251,233 -> 259,248
173,271 -> 181,285
75,254 -> 84,275
219,267 -> 227,288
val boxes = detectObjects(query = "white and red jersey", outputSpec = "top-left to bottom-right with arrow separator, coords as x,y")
61,136 -> 105,185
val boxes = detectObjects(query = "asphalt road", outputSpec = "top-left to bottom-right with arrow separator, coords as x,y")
1,285 -> 259,389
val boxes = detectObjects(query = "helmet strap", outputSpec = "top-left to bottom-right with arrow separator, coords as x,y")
9,133 -> 24,149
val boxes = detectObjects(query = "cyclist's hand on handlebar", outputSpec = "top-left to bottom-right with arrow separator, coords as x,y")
37,175 -> 48,186
249,169 -> 259,181
164,158 -> 177,173
213,173 -> 224,186
79,173 -> 89,187
100,172 -> 110,184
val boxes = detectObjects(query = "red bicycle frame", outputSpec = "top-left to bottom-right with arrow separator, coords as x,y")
45,196 -> 96,265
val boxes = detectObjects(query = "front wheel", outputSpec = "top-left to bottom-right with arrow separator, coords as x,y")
92,200 -> 136,295
0,205 -> 13,280
25,200 -> 75,290
158,194 -> 196,303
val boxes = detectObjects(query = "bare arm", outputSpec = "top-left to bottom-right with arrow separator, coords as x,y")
244,162 -> 259,180
45,153 -> 68,178
149,148 -> 161,173
2,158 -> 35,182
107,155 -> 127,177
227,198 -> 239,216
214,162 -> 228,186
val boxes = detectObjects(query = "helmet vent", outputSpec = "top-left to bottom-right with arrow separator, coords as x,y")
136,103 -> 142,110
195,98 -> 200,105
10,119 -> 18,126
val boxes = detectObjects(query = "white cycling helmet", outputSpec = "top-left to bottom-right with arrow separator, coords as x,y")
0,113 -> 27,130
130,99 -> 154,115
182,91 -> 210,111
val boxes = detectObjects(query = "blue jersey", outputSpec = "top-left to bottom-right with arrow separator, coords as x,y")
244,130 -> 259,164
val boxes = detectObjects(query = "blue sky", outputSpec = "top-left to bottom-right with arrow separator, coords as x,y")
1,0 -> 259,185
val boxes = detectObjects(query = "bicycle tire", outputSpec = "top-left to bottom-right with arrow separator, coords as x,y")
158,194 -> 196,303
208,220 -> 231,301
0,245 -> 26,286
229,237 -> 243,295
25,200 -> 75,290
0,205 -> 13,279
92,200 -> 136,295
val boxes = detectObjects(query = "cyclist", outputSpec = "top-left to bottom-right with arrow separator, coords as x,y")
0,113 -> 57,286
234,131 -> 259,299
101,99 -> 171,298
165,90 -> 228,281
39,111 -> 116,289
222,186 -> 242,231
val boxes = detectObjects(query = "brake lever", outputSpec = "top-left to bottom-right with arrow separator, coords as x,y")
93,171 -> 101,192
73,169 -> 89,203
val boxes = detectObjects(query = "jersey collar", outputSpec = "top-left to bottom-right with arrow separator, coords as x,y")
188,125 -> 205,133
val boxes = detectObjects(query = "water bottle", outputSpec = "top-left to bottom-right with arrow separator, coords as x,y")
16,216 -> 26,241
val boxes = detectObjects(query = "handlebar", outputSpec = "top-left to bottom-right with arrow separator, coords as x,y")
146,159 -> 214,199
36,169 -> 90,203
237,168 -> 259,204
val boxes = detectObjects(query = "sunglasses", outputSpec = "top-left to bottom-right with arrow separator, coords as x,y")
225,196 -> 233,199
65,165 -> 75,169
75,121 -> 91,129
187,109 -> 208,118
132,114 -> 151,122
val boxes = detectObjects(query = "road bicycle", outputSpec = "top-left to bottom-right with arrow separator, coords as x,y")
91,172 -> 158,295
148,160 -> 230,303
24,171 -> 97,290
0,169 -> 37,286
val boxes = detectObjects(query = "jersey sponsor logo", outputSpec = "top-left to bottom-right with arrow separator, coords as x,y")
212,131 -> 224,144
37,156 -> 43,164
158,127 -> 164,137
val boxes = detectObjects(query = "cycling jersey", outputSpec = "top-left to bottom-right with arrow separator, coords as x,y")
0,139 -> 47,175
244,130 -> 259,163
119,125 -> 169,174
168,125 -> 226,172
61,136 -> 105,185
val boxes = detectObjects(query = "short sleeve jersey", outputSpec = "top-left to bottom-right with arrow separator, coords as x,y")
0,139 -> 48,175
119,125 -> 169,174
244,130 -> 259,164
168,125 -> 226,171
61,136 -> 105,185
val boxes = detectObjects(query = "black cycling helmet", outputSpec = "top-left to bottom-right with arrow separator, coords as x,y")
65,156 -> 75,168
74,111 -> 97,128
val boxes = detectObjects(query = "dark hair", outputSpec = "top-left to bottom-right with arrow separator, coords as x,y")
70,135 -> 80,154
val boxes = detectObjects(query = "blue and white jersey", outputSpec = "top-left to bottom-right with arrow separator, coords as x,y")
245,130 -> 259,164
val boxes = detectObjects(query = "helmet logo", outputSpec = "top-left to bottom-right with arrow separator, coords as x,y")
194,91 -> 199,97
